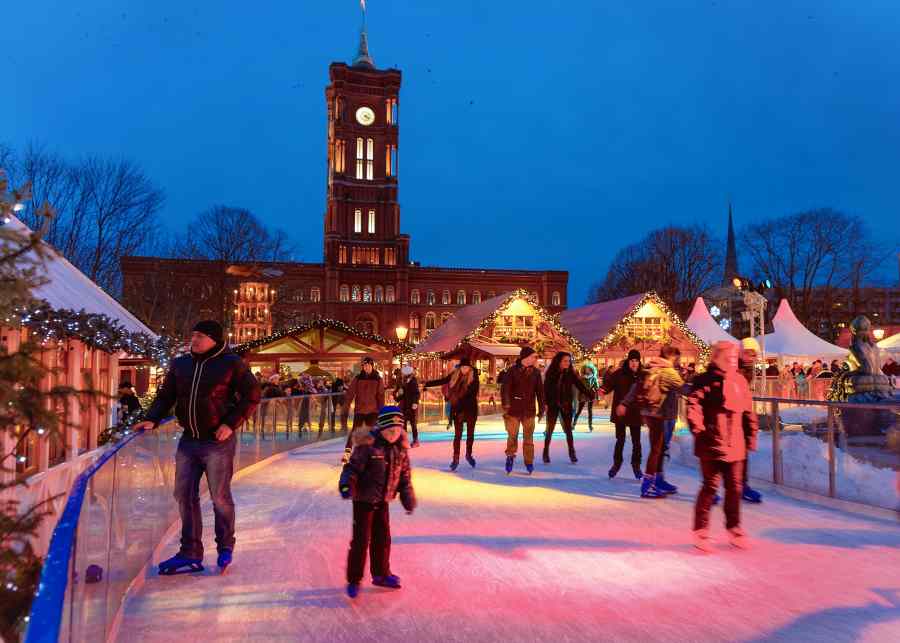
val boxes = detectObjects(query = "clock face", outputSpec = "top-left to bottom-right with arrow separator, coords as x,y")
356,106 -> 375,126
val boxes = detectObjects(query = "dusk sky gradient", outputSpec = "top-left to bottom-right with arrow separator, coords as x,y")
6,1 -> 900,303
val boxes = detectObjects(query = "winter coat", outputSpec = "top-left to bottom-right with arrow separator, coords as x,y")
339,431 -> 416,510
425,369 -> 480,417
687,366 -> 759,463
622,357 -> 684,419
544,368 -> 593,412
345,370 -> 385,416
394,375 -> 420,414
118,393 -> 142,418
501,362 -> 545,418
145,343 -> 261,442
577,365 -> 599,403
601,363 -> 643,425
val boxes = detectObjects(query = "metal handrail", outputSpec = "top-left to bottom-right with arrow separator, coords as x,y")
752,396 -> 900,410
25,419 -> 173,643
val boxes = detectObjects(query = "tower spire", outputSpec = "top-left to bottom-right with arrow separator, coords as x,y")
723,201 -> 739,286
353,1 -> 375,69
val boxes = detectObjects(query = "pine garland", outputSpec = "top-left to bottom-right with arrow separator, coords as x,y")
233,317 -> 412,355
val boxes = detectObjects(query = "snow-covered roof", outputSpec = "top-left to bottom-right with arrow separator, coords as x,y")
756,299 -> 846,360
412,292 -> 517,354
685,297 -> 739,345
559,293 -> 645,349
6,214 -> 155,337
878,332 -> 900,354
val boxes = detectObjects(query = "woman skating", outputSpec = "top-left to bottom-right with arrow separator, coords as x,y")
542,352 -> 594,464
423,357 -> 480,471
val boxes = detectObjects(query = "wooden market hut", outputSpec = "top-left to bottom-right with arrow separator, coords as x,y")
560,292 -> 708,372
233,318 -> 403,382
409,290 -> 586,381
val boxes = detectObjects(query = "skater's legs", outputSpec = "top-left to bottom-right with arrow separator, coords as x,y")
644,417 -> 665,476
369,502 -> 391,578
463,412 -> 476,456
613,422 -> 626,466
522,416 -> 536,465
663,419 -> 676,450
347,501 -> 375,584
405,410 -> 418,442
629,424 -> 642,467
503,414 -> 521,457
694,458 -> 723,531
173,442 -> 205,559
452,413 -> 463,461
573,400 -> 585,425
543,407 -> 559,454
560,408 -> 576,458
723,460 -> 744,530
587,400 -> 594,427
743,456 -> 749,484
203,435 -> 237,554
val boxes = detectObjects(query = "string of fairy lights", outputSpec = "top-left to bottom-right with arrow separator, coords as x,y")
232,317 -> 413,354
13,302 -> 178,367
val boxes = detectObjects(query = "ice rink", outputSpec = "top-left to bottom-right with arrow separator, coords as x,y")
117,418 -> 900,642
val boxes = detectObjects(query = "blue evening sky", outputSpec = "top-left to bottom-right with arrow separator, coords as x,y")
5,1 -> 900,303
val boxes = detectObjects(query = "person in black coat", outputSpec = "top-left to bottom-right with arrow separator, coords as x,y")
542,352 -> 594,464
599,349 -> 644,479
393,365 -> 421,447
423,357 -> 480,470
117,381 -> 142,424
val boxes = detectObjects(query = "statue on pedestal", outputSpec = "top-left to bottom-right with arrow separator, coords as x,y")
830,316 -> 895,402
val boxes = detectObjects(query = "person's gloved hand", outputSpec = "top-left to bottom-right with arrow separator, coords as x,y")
339,486 -> 351,500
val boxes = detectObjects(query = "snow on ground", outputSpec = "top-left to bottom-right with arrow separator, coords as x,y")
117,418 -> 900,643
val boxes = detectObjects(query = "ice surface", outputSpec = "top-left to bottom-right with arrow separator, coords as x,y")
116,418 -> 900,643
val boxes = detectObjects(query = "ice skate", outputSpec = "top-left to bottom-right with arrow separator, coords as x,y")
505,455 -> 514,474
729,527 -> 750,549
525,463 -> 534,474
158,553 -> 204,575
449,460 -> 459,472
542,449 -> 551,464
411,439 -> 420,448
693,529 -> 714,553
217,550 -> 232,575
465,454 -> 476,468
742,485 -> 762,503
346,583 -> 360,598
632,465 -> 643,480
655,474 -> 678,494
608,463 -> 621,479
640,474 -> 665,498
372,574 -> 402,589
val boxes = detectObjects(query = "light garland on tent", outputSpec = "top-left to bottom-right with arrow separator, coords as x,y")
233,318 -> 412,354
591,291 -> 710,362
400,289 -> 587,360
14,302 -> 177,367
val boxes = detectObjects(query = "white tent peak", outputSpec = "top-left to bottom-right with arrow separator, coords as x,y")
685,297 -> 738,345
757,299 -> 846,360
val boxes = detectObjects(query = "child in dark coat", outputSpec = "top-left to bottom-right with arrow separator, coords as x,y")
339,405 -> 416,598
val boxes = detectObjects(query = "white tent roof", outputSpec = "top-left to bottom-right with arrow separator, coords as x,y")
685,297 -> 739,345
6,215 -> 155,337
756,299 -> 846,361
878,332 -> 900,354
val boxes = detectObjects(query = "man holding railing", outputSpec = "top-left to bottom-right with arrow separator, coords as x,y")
134,320 -> 261,575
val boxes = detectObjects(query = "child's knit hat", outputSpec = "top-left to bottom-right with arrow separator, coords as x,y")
375,405 -> 404,431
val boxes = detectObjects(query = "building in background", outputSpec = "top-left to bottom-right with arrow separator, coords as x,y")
121,23 -> 567,344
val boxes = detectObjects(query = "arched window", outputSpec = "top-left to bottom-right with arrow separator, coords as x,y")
441,312 -> 451,325
442,290 -> 451,305
311,287 -> 321,302
363,286 -> 373,303
551,291 -> 561,306
386,285 -> 395,303
472,291 -> 481,304
425,312 -> 437,330
351,285 -> 361,302
410,289 -> 420,304
409,313 -> 420,330
374,286 -> 384,303
456,290 -> 466,305
426,290 -> 436,306
339,285 -> 349,302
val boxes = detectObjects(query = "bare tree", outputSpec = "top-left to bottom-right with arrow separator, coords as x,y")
173,205 -> 296,263
2,144 -> 164,295
589,225 -> 722,315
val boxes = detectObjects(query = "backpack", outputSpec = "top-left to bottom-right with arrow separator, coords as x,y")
634,370 -> 663,410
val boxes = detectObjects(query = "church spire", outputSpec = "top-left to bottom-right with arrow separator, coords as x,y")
352,1 -> 375,69
723,201 -> 739,286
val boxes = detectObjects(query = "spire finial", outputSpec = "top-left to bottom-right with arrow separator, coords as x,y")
723,200 -> 740,286
353,0 -> 375,69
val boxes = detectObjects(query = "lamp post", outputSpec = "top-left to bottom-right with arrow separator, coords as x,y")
873,328 -> 885,342
741,290 -> 768,393
395,325 -> 408,368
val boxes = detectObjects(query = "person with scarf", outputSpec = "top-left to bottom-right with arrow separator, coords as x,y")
342,357 -> 386,463
687,341 -> 759,552
424,357 -> 480,470
501,346 -> 545,475
601,349 -> 645,480
393,365 -> 421,447
542,352 -> 594,464
572,361 -> 599,431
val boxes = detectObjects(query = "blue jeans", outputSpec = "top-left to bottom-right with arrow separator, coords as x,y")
174,435 -> 237,558
663,418 -> 677,449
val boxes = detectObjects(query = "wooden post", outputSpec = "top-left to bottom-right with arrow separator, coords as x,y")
771,400 -> 783,485
66,340 -> 83,461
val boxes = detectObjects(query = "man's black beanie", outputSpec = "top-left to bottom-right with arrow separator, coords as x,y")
192,320 -> 224,344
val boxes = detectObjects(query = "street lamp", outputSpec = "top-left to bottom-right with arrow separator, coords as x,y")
873,328 -> 885,341
395,326 -> 408,368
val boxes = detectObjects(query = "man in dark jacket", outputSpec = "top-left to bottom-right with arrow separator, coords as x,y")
599,349 -> 644,479
342,357 -> 386,461
117,381 -> 142,424
339,406 -> 416,598
501,346 -> 545,475
134,320 -> 261,574
393,365 -> 421,447
688,341 -> 759,552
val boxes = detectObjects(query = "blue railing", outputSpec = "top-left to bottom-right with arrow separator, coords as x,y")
25,393 -> 349,643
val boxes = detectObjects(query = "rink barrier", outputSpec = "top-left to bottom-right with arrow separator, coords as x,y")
26,394 -> 351,643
